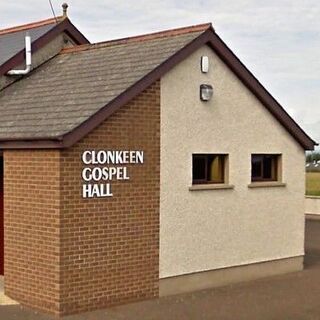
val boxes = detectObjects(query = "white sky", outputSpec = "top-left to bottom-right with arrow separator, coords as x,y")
1,0 -> 319,146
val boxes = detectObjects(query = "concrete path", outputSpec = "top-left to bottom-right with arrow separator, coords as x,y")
0,276 -> 18,306
1,220 -> 320,319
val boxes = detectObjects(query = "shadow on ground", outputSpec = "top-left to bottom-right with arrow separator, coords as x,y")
1,220 -> 320,320
304,220 -> 320,268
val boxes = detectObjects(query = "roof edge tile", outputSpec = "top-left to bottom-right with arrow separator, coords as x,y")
60,22 -> 213,54
0,16 -> 64,36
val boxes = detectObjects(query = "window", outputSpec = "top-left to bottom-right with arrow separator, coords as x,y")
192,154 -> 227,185
251,154 -> 280,182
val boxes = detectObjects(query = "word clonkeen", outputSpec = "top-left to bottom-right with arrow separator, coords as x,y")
81,150 -> 144,198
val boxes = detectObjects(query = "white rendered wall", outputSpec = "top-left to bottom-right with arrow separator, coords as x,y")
160,45 -> 306,278
306,196 -> 320,215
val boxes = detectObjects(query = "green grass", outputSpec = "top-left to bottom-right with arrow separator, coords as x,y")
306,172 -> 320,196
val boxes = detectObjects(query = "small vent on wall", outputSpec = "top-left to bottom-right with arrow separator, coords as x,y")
201,56 -> 209,73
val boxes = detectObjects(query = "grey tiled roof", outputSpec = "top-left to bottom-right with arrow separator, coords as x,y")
0,30 -> 204,140
0,23 -> 56,66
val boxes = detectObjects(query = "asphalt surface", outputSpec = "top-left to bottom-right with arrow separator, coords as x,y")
1,219 -> 320,320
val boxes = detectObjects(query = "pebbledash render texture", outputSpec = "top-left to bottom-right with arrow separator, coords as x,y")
4,81 -> 160,314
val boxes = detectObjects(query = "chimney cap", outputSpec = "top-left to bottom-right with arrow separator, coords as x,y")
62,3 -> 68,17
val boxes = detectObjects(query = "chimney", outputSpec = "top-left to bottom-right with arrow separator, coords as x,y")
62,3 -> 68,17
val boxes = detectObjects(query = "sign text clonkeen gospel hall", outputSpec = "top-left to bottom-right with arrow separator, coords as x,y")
81,150 -> 144,198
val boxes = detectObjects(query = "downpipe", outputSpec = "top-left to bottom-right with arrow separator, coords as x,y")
7,33 -> 32,76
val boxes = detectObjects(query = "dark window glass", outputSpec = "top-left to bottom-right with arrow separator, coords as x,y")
263,156 -> 273,179
192,154 -> 226,184
251,154 -> 279,182
252,155 -> 263,179
193,156 -> 206,181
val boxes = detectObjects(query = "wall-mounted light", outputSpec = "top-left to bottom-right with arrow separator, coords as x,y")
201,56 -> 209,73
200,84 -> 213,101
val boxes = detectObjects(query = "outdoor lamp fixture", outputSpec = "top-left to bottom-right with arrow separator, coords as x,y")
200,84 -> 214,101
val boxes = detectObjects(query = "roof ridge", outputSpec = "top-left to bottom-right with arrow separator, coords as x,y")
0,16 -> 64,36
61,22 -> 213,54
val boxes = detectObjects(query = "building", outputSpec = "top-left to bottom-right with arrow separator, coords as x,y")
0,6 -> 89,91
0,6 -> 317,316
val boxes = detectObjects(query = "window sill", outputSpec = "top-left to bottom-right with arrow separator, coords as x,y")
189,184 -> 234,191
248,182 -> 286,188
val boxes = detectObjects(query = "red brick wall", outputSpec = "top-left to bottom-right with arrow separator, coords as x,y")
59,81 -> 160,314
4,150 -> 61,313
3,81 -> 160,315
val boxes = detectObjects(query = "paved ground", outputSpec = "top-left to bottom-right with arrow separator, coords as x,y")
1,219 -> 320,320
0,276 -> 18,306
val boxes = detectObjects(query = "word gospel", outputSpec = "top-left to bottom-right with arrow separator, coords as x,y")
81,150 -> 144,198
